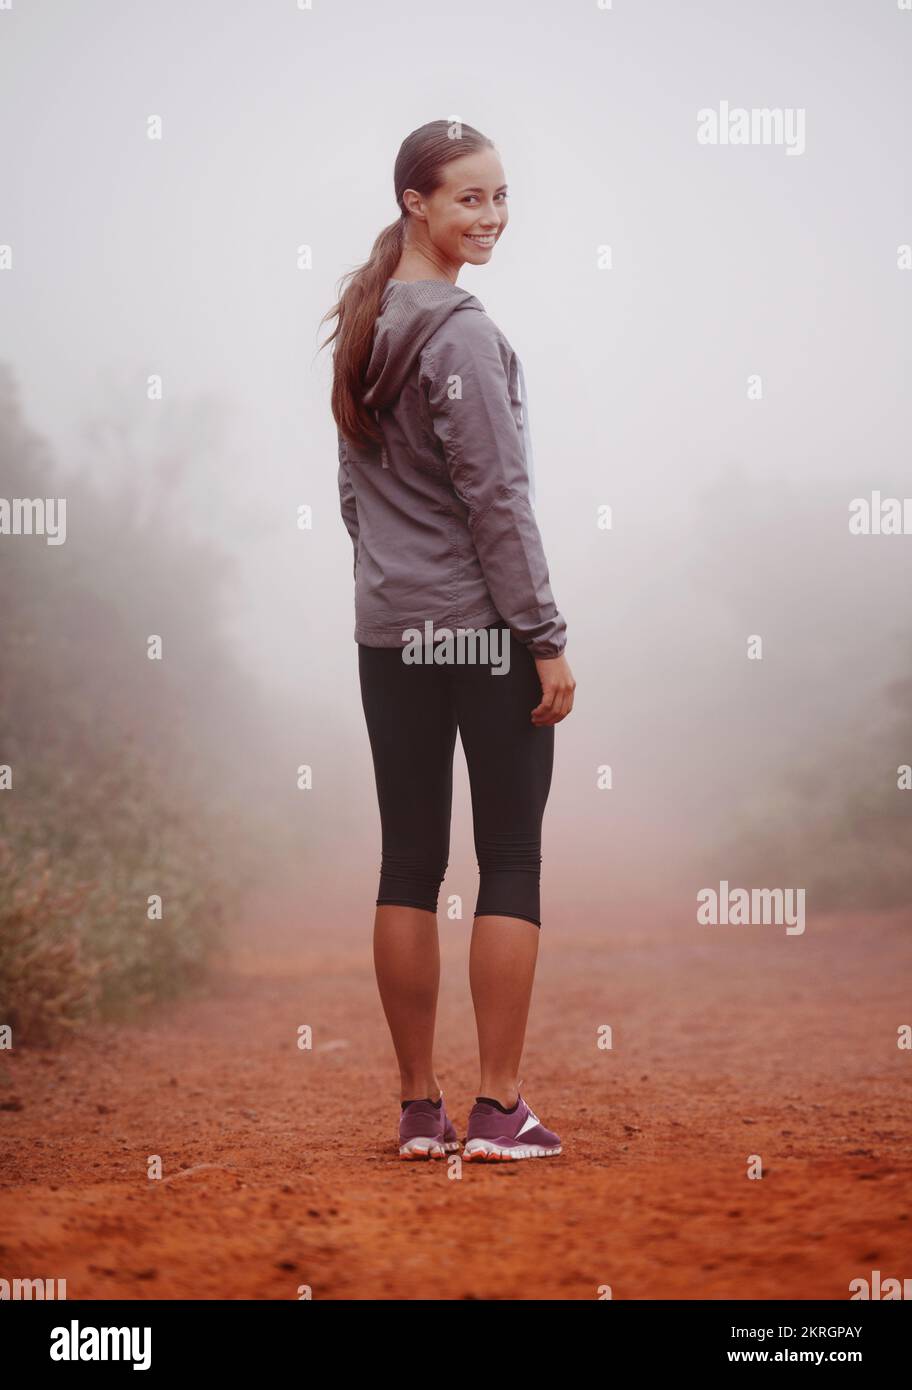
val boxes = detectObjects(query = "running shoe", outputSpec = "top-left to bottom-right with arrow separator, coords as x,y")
462,1091 -> 561,1161
398,1091 -> 460,1160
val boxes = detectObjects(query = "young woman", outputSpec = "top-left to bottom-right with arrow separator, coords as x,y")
321,119 -> 575,1162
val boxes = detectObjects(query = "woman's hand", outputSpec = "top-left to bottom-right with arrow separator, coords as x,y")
531,651 -> 576,725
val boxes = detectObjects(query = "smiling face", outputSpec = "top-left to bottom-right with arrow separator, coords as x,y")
400,146 -> 509,276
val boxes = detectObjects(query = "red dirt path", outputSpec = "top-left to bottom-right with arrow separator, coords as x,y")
1,895 -> 910,1300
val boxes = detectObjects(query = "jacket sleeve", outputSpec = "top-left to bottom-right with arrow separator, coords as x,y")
421,311 -> 567,659
337,433 -> 359,579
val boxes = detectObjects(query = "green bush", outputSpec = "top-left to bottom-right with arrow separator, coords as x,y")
0,365 -> 271,1045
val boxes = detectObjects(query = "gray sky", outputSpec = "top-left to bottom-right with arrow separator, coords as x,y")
2,0 -> 910,913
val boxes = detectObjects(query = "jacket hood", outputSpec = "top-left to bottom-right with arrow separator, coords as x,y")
362,279 -> 485,411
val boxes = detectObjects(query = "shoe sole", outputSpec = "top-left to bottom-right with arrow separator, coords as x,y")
399,1138 -> 462,1160
462,1139 -> 562,1162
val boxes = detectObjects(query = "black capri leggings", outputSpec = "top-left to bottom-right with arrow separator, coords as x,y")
358,625 -> 555,928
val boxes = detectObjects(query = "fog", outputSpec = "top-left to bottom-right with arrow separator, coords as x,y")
2,0 -> 909,941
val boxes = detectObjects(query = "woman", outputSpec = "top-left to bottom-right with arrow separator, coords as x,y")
321,120 -> 575,1161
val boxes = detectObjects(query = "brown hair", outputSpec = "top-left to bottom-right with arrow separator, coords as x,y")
319,119 -> 494,451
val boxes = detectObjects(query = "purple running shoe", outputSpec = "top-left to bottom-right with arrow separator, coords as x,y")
463,1092 -> 561,1162
398,1091 -> 460,1160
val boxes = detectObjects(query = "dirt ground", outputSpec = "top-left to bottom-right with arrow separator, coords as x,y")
1,892 -> 910,1301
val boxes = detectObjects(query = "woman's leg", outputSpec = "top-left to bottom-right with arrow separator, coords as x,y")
453,627 -> 556,1107
373,905 -> 442,1102
468,917 -> 540,1108
358,645 -> 457,1102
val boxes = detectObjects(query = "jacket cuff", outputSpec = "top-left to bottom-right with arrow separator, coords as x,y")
526,635 -> 567,660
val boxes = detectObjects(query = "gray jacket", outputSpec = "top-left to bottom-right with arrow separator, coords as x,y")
337,278 -> 567,659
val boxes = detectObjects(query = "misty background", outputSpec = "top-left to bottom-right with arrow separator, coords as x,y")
1,0 -> 910,1036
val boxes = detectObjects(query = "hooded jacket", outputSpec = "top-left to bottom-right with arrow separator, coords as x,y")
337,278 -> 567,659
